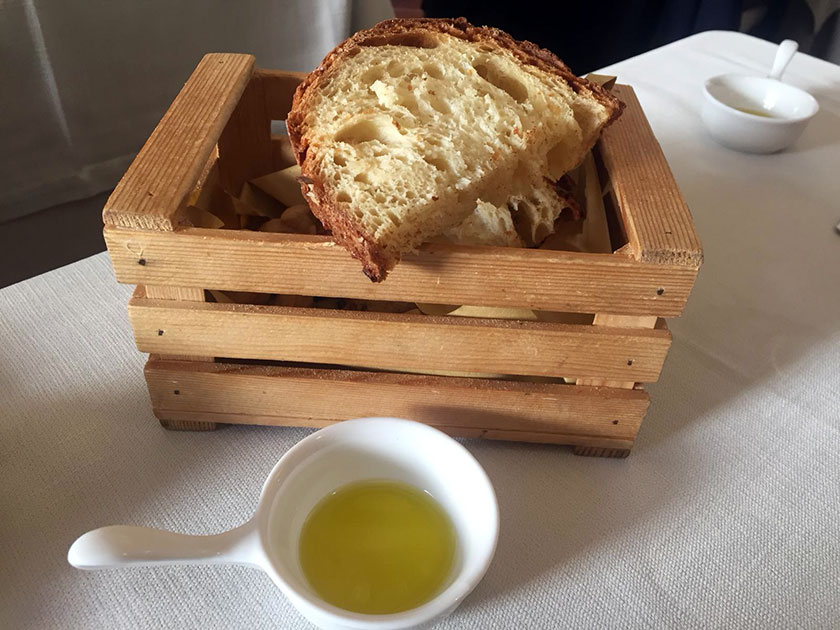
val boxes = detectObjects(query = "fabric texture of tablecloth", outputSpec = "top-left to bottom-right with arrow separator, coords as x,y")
1,31 -> 839,629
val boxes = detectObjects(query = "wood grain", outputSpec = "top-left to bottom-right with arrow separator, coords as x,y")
600,85 -> 703,266
145,358 -> 646,448
576,314 -> 658,388
129,297 -> 671,381
106,227 -> 699,316
102,54 -> 255,231
217,73 -> 274,197
144,286 -> 204,301
257,69 -> 307,120
146,299 -> 218,426
573,445 -> 631,458
158,418 -> 219,431
187,159 -> 240,229
143,286 -> 212,365
154,409 -> 637,449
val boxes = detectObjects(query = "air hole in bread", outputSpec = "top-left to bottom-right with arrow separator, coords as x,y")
473,60 -> 528,103
365,32 -> 439,49
333,154 -> 347,167
387,60 -> 406,76
335,116 -> 404,146
336,191 -> 351,203
423,63 -> 443,79
353,172 -> 370,184
423,155 -> 449,172
362,66 -> 385,84
428,96 -> 450,115
546,140 -> 576,180
398,94 -> 420,116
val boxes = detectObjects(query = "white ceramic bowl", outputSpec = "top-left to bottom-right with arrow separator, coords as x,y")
702,73 -> 819,153
68,418 -> 499,630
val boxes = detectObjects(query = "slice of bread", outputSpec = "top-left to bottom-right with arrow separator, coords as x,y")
510,175 -> 582,246
437,200 -> 523,247
442,173 -> 581,248
287,17 -> 622,280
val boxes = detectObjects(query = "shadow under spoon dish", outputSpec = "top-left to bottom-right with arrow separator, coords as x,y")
68,417 -> 499,630
702,39 -> 819,153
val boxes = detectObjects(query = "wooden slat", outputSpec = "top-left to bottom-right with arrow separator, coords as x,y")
195,147 -> 220,192
106,227 -> 698,316
144,286 -> 204,301
257,69 -> 307,120
143,286 -> 214,433
143,286 -> 210,365
103,53 -> 256,231
129,297 -> 671,381
217,73 -> 274,197
576,314 -> 658,388
599,85 -> 703,266
156,411 -> 636,449
145,358 -> 646,448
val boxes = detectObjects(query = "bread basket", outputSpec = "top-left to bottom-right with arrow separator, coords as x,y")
104,54 -> 702,457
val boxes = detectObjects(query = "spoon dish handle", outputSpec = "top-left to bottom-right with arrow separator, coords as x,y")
769,39 -> 798,81
68,522 -> 261,570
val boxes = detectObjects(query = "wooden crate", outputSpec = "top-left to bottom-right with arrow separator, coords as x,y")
103,53 -> 702,458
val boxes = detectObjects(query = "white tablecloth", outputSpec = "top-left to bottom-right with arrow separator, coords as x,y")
2,31 -> 839,629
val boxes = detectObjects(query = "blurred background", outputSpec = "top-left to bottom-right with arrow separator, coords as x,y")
1,0 -> 837,288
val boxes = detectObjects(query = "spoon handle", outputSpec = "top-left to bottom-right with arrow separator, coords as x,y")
769,39 -> 798,80
68,522 -> 261,570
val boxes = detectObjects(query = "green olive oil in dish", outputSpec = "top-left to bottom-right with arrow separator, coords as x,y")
736,106 -> 774,118
298,480 -> 457,614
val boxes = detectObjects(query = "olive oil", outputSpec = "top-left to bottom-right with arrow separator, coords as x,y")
298,480 -> 457,614
736,107 -> 773,118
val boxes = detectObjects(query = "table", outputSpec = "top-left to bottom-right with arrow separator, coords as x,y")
2,31 -> 838,629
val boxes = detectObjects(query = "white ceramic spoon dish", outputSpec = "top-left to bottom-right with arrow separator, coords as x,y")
68,418 -> 499,630
702,39 -> 819,153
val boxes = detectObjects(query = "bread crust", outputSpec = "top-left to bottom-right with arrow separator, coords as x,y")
287,17 -> 624,282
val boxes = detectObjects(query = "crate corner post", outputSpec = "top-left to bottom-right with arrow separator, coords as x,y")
103,53 -> 267,431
